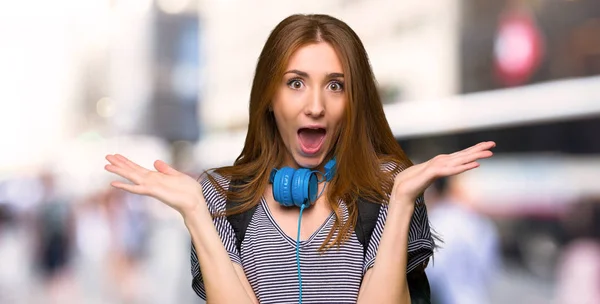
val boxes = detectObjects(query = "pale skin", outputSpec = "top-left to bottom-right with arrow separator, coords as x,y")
104,41 -> 496,303
266,42 -> 345,241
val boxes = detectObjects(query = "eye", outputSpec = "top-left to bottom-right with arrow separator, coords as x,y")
327,80 -> 344,92
287,78 -> 304,90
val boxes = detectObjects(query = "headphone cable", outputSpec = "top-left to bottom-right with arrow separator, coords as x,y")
296,203 -> 307,304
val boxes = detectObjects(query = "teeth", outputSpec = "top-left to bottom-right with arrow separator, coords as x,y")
297,127 -> 326,133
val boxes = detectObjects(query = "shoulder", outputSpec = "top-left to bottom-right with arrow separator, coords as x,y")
198,170 -> 232,213
199,170 -> 230,189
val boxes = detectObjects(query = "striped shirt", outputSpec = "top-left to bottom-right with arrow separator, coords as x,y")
191,171 -> 434,303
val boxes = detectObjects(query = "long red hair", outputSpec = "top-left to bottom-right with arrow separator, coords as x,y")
205,14 -> 413,251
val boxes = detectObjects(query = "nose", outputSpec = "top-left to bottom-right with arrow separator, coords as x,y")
304,88 -> 325,118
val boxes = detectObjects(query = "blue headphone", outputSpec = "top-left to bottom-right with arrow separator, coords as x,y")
269,158 -> 337,208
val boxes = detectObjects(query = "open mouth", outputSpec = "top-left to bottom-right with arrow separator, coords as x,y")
297,127 -> 326,155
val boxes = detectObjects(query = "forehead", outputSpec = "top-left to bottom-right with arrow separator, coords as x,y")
286,42 -> 343,74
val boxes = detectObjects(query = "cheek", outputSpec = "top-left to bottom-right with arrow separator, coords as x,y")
273,111 -> 297,151
272,91 -> 303,126
331,97 -> 347,125
272,105 -> 296,139
272,110 -> 289,134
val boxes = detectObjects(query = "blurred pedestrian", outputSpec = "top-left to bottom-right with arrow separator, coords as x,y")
425,176 -> 501,304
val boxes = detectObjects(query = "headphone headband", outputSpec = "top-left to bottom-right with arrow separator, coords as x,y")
323,158 -> 336,182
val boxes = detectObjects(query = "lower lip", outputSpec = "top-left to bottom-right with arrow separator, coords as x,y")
299,135 -> 326,156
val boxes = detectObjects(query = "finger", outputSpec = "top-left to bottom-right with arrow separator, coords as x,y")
110,181 -> 148,195
115,154 -> 150,173
451,141 -> 496,156
154,160 -> 180,176
449,142 -> 486,156
106,154 -> 127,167
454,162 -> 480,173
452,150 -> 493,166
106,155 -> 150,184
104,164 -> 142,184
467,141 -> 495,151
439,161 -> 480,176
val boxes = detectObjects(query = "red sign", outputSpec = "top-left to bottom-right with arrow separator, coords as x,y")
494,8 -> 545,86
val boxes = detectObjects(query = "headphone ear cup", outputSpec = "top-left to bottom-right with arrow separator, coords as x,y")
291,169 -> 318,207
291,169 -> 308,207
273,167 -> 295,207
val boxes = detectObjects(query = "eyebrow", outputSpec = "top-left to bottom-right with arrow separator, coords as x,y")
284,69 -> 344,79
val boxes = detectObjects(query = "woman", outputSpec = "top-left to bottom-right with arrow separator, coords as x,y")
104,14 -> 495,303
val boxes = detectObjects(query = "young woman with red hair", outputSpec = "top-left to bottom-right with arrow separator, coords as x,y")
105,14 -> 495,304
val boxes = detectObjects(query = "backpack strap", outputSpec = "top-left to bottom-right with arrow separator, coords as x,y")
355,198 -> 382,257
356,198 -> 432,304
225,179 -> 257,254
407,264 -> 432,304
226,202 -> 258,254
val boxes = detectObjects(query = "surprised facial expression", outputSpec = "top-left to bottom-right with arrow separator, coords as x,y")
271,42 -> 347,169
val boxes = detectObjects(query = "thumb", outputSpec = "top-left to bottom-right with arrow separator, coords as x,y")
154,160 -> 179,175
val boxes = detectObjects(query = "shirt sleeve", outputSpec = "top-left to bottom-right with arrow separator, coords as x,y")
363,195 -> 435,275
190,173 -> 242,300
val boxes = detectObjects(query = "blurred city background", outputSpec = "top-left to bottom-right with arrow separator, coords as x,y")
1,0 -> 599,303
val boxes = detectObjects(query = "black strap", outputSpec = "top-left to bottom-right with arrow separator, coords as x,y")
355,198 -> 431,303
225,180 -> 257,254
227,203 -> 258,254
407,264 -> 431,304
355,198 -> 382,256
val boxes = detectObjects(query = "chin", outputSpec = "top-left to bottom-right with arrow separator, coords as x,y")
293,152 -> 327,169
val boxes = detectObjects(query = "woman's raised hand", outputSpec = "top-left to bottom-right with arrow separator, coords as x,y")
104,154 -> 205,216
392,141 -> 496,204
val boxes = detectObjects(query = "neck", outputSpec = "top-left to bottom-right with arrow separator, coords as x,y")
279,160 -> 328,174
